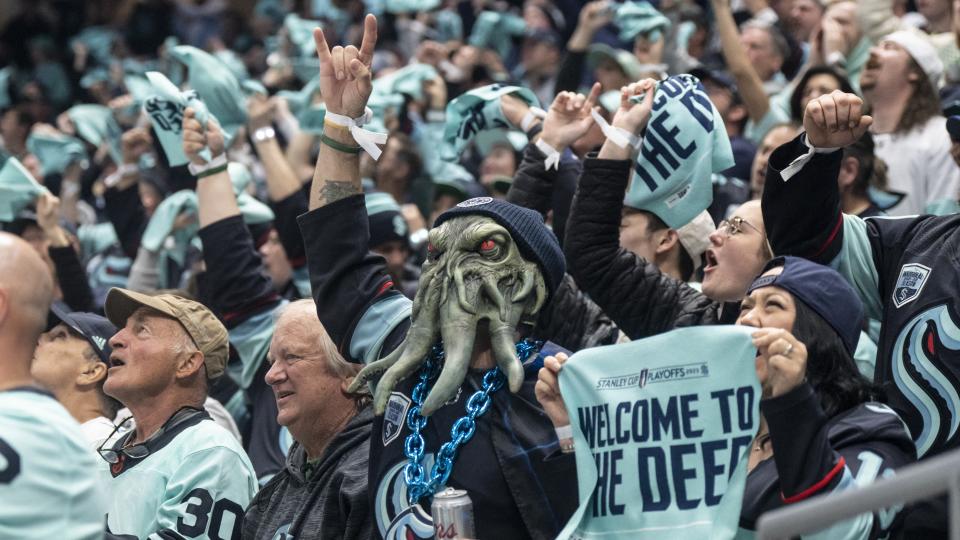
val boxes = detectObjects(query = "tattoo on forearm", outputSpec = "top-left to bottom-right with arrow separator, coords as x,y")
320,180 -> 361,204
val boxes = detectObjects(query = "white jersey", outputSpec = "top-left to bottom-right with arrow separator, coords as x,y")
0,387 -> 107,540
101,409 -> 257,540
874,116 -> 960,216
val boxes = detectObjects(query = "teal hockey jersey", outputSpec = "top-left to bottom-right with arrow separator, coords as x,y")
101,409 -> 257,540
0,387 -> 107,540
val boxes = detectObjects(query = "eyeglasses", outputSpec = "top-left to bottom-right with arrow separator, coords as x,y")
97,406 -> 204,465
97,415 -> 144,464
717,216 -> 763,237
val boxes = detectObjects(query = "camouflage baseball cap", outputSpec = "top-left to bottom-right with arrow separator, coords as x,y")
104,288 -> 229,379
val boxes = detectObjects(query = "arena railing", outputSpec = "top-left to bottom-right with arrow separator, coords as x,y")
756,448 -> 960,540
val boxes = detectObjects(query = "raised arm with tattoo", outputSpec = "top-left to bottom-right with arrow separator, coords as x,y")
308,15 -> 378,210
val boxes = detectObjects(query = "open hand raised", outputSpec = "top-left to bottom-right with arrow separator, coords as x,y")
541,83 -> 601,151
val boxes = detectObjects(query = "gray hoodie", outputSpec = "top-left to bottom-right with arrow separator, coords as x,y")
242,406 -> 373,540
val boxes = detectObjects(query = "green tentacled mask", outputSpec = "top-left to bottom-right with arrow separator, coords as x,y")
349,215 -> 547,416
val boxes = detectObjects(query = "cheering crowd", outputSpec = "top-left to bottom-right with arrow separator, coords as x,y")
1,0 -> 960,538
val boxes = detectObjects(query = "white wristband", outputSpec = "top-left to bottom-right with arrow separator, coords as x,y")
520,107 -> 547,132
780,133 -> 840,182
324,107 -> 388,160
591,108 -> 642,150
104,163 -> 138,188
555,424 -> 573,440
187,153 -> 227,177
536,138 -> 561,171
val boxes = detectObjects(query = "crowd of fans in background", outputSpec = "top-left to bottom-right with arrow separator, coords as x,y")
2,0 -> 960,538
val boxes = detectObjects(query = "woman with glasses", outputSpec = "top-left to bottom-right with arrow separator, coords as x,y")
565,78 -> 774,342
537,257 -> 916,538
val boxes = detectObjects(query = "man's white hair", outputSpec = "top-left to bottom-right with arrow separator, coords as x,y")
274,299 -> 361,379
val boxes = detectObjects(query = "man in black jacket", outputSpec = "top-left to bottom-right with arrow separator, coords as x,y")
298,16 -> 577,539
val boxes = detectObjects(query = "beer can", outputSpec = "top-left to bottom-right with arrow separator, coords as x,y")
431,488 -> 475,539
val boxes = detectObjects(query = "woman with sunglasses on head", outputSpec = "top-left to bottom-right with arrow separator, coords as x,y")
537,257 -> 916,538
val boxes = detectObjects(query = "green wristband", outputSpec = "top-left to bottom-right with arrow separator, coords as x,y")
320,132 -> 362,155
195,163 -> 229,178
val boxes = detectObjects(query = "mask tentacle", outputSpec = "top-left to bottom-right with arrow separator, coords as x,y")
372,322 -> 439,414
480,273 -> 507,321
347,340 -> 405,394
453,265 -> 476,315
354,271 -> 443,414
489,317 -> 524,393
531,273 -> 547,315
410,268 -> 436,321
421,301 -> 478,415
512,269 -> 535,304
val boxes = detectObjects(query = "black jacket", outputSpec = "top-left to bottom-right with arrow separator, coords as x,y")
762,134 -> 960,537
741,383 -> 915,537
507,143 -> 619,351
298,196 -> 578,540
565,155 -> 737,339
242,406 -> 374,540
762,135 -> 960,459
197,215 -> 286,482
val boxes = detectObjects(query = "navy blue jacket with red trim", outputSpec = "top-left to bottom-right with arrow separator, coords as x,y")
740,383 -> 915,537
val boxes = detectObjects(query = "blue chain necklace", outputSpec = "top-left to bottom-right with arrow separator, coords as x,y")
402,339 -> 540,504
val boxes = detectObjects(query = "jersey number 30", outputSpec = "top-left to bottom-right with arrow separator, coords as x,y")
177,488 -> 244,539
0,437 -> 20,484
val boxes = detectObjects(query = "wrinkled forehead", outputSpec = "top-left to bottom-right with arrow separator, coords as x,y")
274,303 -> 321,338
127,306 -> 186,338
429,215 -> 510,246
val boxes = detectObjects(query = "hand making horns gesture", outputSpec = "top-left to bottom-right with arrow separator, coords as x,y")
312,14 -> 378,119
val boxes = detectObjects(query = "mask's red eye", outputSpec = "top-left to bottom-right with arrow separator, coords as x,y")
427,242 -> 435,253
480,239 -> 496,251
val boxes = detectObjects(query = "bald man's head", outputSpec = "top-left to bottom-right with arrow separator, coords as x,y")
0,232 -> 54,347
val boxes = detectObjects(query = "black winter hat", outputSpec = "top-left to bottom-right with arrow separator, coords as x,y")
434,197 -> 565,298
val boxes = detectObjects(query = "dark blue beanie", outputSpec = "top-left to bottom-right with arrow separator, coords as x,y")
748,256 -> 864,355
434,197 -> 565,298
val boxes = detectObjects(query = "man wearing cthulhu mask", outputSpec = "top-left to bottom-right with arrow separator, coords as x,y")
297,15 -> 577,540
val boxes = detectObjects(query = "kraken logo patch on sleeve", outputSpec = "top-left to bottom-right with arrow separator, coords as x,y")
383,392 -> 411,446
893,263 -> 931,308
